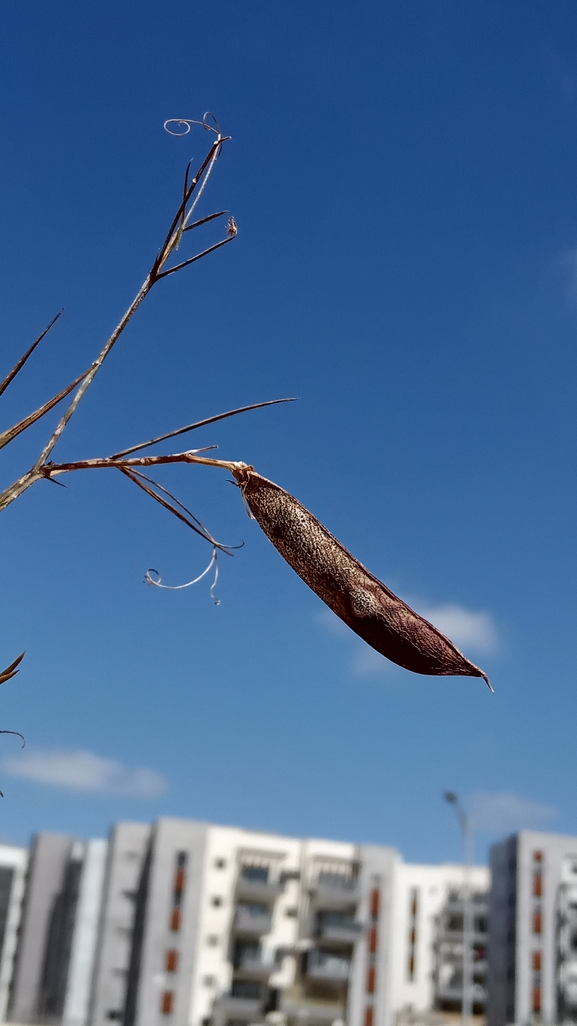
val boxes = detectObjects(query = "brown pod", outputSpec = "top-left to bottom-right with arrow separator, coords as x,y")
233,466 -> 492,690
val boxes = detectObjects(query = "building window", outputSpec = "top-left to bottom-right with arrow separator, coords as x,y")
207,935 -> 219,946
370,889 -> 380,919
532,987 -> 541,1013
211,896 -> 223,907
285,908 -> 298,917
532,951 -> 542,972
169,852 -> 187,932
533,851 -> 543,863
241,864 -> 269,883
166,949 -> 179,973
214,858 -> 226,869
366,966 -> 376,993
533,873 -> 542,897
407,887 -> 418,981
532,911 -> 542,935
368,927 -> 378,953
364,1007 -> 374,1026
231,980 -> 262,1000
161,991 -> 174,1014
203,975 -> 216,987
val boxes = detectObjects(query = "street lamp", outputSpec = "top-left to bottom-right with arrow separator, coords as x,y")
444,792 -> 474,1026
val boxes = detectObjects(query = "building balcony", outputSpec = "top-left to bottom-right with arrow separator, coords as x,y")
212,995 -> 263,1021
235,877 -> 284,903
436,984 -> 487,1003
315,913 -> 362,946
305,951 -> 350,983
316,923 -> 362,945
233,956 -> 276,980
282,994 -> 345,1024
310,881 -> 360,910
234,906 -> 273,936
436,930 -> 488,945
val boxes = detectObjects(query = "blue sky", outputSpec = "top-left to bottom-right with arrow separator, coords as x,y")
0,0 -> 576,863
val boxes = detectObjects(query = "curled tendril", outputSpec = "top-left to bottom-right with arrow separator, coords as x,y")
145,547 -> 220,604
0,730 -> 25,747
164,111 -> 222,138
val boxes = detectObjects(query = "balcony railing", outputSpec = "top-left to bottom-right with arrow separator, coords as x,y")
233,955 -> 276,979
282,993 -> 345,1024
234,906 -> 273,935
311,880 -> 359,909
235,876 -> 284,902
306,950 -> 350,983
212,995 -> 263,1020
318,923 -> 361,945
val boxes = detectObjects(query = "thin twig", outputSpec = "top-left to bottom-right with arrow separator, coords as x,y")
111,398 -> 297,460
155,234 -> 234,280
0,366 -> 89,452
119,467 -> 234,553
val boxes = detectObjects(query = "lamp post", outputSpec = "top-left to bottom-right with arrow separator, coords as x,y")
444,792 -> 474,1026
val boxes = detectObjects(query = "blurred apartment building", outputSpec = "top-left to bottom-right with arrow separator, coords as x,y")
0,818 -> 488,1026
395,863 -> 488,1020
488,830 -> 577,1026
7,833 -> 107,1026
0,844 -> 28,1022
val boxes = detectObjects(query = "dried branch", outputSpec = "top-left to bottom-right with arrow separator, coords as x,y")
0,119 -> 238,516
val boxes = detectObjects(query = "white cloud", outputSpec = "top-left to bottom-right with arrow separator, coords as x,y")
416,604 -> 497,655
560,247 -> 577,307
350,644 -> 395,677
468,791 -> 557,832
317,599 -> 497,677
1,748 -> 168,798
316,608 -> 351,637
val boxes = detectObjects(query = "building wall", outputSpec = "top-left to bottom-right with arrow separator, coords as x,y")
88,823 -> 151,1026
63,839 -> 108,1026
113,819 -> 403,1026
8,832 -> 75,1024
392,862 -> 490,1021
488,830 -> 577,1026
487,836 -> 517,1026
0,844 -> 28,1023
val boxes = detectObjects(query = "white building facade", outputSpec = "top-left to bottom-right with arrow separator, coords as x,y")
0,843 -> 28,1022
392,862 -> 489,1022
488,830 -> 577,1026
89,819 -> 487,1026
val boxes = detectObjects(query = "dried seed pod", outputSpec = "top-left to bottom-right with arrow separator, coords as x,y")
232,466 -> 492,690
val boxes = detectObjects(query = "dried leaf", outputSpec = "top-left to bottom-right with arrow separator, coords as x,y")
0,651 -> 25,686
0,312 -> 62,399
233,468 -> 492,690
